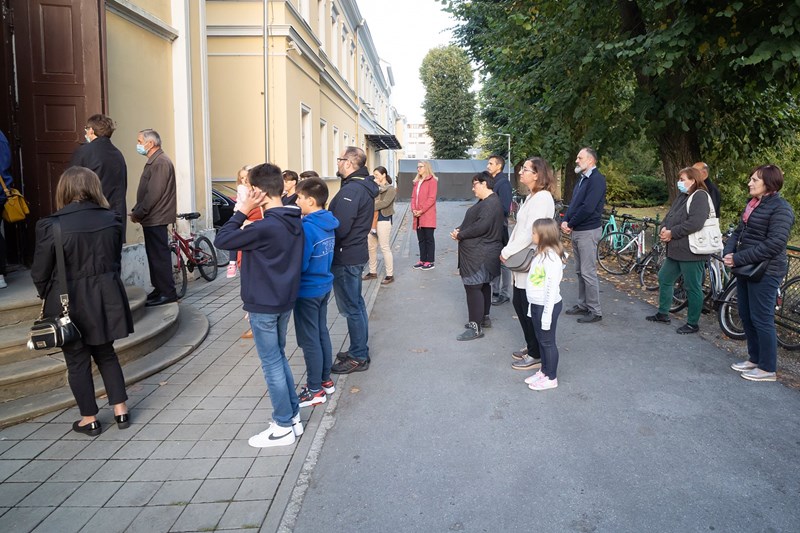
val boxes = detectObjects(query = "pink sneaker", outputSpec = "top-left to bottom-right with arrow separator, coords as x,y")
529,377 -> 558,391
524,371 -> 545,385
226,262 -> 237,278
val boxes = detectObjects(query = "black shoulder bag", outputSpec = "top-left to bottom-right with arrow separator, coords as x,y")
28,219 -> 82,350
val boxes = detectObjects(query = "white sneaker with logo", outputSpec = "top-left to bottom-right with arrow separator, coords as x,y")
291,413 -> 304,436
248,422 -> 296,448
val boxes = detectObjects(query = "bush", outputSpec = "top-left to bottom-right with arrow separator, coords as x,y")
604,161 -> 667,207
629,174 -> 668,206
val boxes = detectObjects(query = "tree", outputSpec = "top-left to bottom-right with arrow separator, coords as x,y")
442,0 -> 800,201
420,45 -> 477,159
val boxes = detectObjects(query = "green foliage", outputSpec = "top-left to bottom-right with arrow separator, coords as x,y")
442,0 -> 800,200
419,45 -> 477,159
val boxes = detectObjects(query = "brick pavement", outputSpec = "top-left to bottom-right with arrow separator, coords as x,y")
0,204 -> 407,533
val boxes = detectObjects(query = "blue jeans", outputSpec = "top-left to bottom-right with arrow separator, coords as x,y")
249,311 -> 299,427
737,275 -> 782,372
293,292 -> 333,391
332,263 -> 370,361
529,300 -> 562,379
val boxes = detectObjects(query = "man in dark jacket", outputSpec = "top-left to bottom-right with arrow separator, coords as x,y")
487,154 -> 512,305
561,147 -> 606,323
70,114 -> 128,236
693,161 -> 722,217
329,146 -> 379,374
130,129 -> 177,306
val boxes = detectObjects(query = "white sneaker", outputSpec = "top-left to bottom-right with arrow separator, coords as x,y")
731,360 -> 757,372
524,371 -> 545,385
0,275 -> 6,289
248,422 -> 296,448
529,377 -> 558,391
291,413 -> 304,436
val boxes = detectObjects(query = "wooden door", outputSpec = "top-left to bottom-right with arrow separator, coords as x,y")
11,0 -> 104,260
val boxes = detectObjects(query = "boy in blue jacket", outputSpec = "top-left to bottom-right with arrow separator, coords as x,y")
293,177 -> 340,407
214,163 -> 305,448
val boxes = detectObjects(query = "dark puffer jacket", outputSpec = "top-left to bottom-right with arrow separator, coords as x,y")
723,193 -> 795,279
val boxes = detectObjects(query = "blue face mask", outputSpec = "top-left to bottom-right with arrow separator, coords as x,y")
677,181 -> 688,194
136,144 -> 147,156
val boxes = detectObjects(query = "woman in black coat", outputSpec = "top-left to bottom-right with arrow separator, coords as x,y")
450,172 -> 505,341
31,166 -> 134,436
724,164 -> 795,382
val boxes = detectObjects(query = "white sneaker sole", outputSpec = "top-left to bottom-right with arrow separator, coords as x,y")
741,372 -> 776,382
299,396 -> 327,408
248,428 -> 296,448
529,379 -> 558,391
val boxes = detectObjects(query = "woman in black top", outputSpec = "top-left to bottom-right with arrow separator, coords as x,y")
724,165 -> 795,382
31,167 -> 134,436
450,172 -> 505,341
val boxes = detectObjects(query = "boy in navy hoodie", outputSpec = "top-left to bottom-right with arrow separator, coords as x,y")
293,177 -> 340,407
214,163 -> 305,448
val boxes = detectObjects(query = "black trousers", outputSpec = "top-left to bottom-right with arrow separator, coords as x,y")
143,224 -> 177,299
513,286 -> 540,358
416,227 -> 435,263
62,340 -> 128,416
464,283 -> 492,323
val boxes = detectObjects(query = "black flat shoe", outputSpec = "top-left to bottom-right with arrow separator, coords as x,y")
646,313 -> 671,323
115,413 -> 130,430
72,420 -> 102,437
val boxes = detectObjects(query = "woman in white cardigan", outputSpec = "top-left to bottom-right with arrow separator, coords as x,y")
500,157 -> 557,370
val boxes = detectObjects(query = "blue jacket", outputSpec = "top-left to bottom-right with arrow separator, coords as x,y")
565,168 -> 606,231
299,209 -> 339,298
0,131 -> 13,201
214,206 -> 304,314
492,173 -> 512,218
329,166 -> 379,265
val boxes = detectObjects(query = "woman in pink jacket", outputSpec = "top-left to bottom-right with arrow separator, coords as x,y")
411,160 -> 438,270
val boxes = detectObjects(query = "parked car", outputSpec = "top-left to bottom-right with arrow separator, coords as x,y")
212,186 -> 236,229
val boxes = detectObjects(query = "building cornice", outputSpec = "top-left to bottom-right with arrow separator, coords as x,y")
105,0 -> 178,42
269,25 -> 326,72
320,70 -> 358,113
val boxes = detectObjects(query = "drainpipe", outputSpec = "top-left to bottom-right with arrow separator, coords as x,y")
263,0 -> 270,161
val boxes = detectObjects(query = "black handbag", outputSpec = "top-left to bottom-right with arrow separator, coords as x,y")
732,260 -> 769,282
505,247 -> 537,272
28,219 -> 82,350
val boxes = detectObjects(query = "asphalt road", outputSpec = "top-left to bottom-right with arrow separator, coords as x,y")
290,202 -> 800,533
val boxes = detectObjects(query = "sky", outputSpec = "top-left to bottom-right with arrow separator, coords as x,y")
357,0 -> 458,123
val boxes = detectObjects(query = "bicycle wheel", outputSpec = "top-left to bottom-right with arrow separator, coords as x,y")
639,249 -> 663,290
193,236 -> 218,281
670,275 -> 688,313
597,231 -> 636,275
776,278 -> 800,350
717,280 -> 745,340
215,246 -> 231,267
172,247 -> 188,299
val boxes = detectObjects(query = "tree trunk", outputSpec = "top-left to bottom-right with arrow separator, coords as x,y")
656,129 -> 701,202
563,150 -> 579,202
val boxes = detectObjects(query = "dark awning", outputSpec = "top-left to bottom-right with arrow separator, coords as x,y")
365,134 -> 402,151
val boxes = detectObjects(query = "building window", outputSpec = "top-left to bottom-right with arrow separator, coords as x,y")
301,104 -> 312,172
330,8 -> 339,68
332,126 -> 340,175
320,120 -> 328,176
299,0 -> 310,21
318,0 -> 326,51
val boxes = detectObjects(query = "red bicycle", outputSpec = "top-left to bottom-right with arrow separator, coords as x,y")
169,212 -> 218,298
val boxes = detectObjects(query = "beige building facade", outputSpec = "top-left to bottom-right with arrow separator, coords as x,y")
1,0 -> 401,283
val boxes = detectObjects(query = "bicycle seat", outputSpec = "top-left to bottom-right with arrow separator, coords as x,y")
620,214 -> 635,219
177,212 -> 202,220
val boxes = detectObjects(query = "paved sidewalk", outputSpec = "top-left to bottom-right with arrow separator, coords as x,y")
0,202 -> 398,533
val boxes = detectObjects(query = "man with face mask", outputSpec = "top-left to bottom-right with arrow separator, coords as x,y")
70,114 -> 128,237
561,147 -> 606,323
130,129 -> 177,307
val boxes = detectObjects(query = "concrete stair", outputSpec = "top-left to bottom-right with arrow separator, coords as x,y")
0,270 -> 209,427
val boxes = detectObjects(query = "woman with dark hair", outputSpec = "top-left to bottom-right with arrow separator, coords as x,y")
646,167 -> 712,334
363,166 -> 396,284
31,166 -> 134,436
726,164 -> 795,382
501,157 -> 557,369
450,172 -> 505,341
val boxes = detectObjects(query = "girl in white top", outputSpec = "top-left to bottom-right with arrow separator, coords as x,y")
228,165 -> 253,278
500,157 -> 557,370
525,218 -> 567,391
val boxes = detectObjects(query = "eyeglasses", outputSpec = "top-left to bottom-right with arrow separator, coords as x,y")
336,157 -> 348,162
520,168 -> 536,174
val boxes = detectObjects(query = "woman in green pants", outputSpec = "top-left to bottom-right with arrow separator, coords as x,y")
646,166 -> 712,334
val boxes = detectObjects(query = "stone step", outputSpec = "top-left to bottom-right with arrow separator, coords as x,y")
0,304 -> 208,428
0,302 -> 179,403
0,286 -> 146,366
